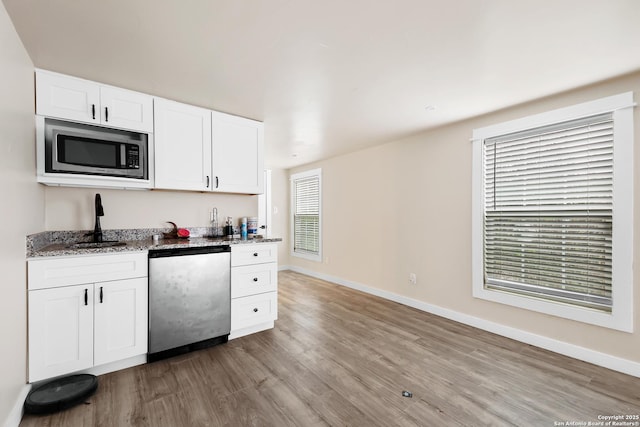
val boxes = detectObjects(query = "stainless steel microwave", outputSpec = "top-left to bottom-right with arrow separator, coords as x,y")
42,118 -> 148,180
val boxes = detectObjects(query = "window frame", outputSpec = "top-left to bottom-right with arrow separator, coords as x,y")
290,168 -> 322,262
471,92 -> 634,332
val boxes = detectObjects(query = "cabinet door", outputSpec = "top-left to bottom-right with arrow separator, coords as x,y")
100,86 -> 153,132
212,111 -> 264,194
154,98 -> 212,191
28,285 -> 94,382
35,70 -> 100,124
94,278 -> 148,366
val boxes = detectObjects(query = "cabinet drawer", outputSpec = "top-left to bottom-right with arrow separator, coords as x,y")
231,263 -> 277,298
231,244 -> 277,266
28,252 -> 148,290
231,292 -> 277,331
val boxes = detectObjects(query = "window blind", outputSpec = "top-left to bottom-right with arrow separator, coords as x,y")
293,175 -> 320,255
483,113 -> 613,312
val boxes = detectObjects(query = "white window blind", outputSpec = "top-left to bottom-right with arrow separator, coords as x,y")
483,113 -> 613,312
292,172 -> 321,257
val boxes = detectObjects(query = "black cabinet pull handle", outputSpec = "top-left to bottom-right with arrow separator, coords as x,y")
92,104 -> 96,120
99,287 -> 103,303
253,277 -> 258,282
216,176 -> 219,188
253,308 -> 258,313
206,175 -> 210,188
84,289 -> 88,306
253,253 -> 258,257
105,107 -> 109,122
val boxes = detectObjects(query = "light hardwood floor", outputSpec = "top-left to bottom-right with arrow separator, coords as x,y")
21,271 -> 640,426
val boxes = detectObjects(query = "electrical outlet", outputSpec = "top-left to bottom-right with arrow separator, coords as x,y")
324,256 -> 330,264
409,273 -> 417,285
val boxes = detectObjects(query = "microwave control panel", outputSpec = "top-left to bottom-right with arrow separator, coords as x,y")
126,145 -> 140,169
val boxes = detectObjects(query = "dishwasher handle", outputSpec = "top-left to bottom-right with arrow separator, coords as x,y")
148,245 -> 231,258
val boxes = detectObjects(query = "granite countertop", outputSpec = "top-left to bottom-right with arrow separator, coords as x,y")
27,227 -> 281,258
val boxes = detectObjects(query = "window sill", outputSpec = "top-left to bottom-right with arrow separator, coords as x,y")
472,284 -> 633,333
291,251 -> 322,262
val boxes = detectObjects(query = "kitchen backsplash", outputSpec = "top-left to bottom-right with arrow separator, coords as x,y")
43,186 -> 258,231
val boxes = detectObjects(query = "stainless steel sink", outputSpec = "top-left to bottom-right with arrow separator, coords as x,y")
66,241 -> 127,249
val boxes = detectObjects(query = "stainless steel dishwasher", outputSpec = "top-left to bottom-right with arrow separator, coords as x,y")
148,245 -> 231,361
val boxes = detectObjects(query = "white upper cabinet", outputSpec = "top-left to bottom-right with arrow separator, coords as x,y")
36,69 -> 153,133
35,69 -> 264,194
154,98 -> 212,191
212,111 -> 264,194
36,70 -> 99,124
98,86 -> 153,132
154,102 -> 264,194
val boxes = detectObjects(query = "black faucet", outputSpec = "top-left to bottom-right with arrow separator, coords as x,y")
92,193 -> 104,243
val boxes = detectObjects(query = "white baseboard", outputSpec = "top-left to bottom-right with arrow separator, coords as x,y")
285,266 -> 640,378
3,384 -> 31,427
81,354 -> 147,377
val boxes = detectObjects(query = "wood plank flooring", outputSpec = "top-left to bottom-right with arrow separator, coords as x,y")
21,271 -> 640,426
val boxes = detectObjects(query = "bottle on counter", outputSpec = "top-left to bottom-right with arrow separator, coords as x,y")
211,207 -> 219,237
248,217 -> 258,237
224,216 -> 234,238
240,217 -> 248,240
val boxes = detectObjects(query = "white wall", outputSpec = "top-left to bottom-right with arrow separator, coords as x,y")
269,168 -> 289,264
0,2 -> 44,424
287,71 -> 640,367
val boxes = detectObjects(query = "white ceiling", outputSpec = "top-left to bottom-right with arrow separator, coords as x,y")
4,0 -> 640,169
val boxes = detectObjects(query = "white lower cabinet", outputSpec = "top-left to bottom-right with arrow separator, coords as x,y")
230,244 -> 278,339
231,292 -> 278,332
28,253 -> 148,382
231,263 -> 278,298
93,278 -> 148,366
28,285 -> 94,382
